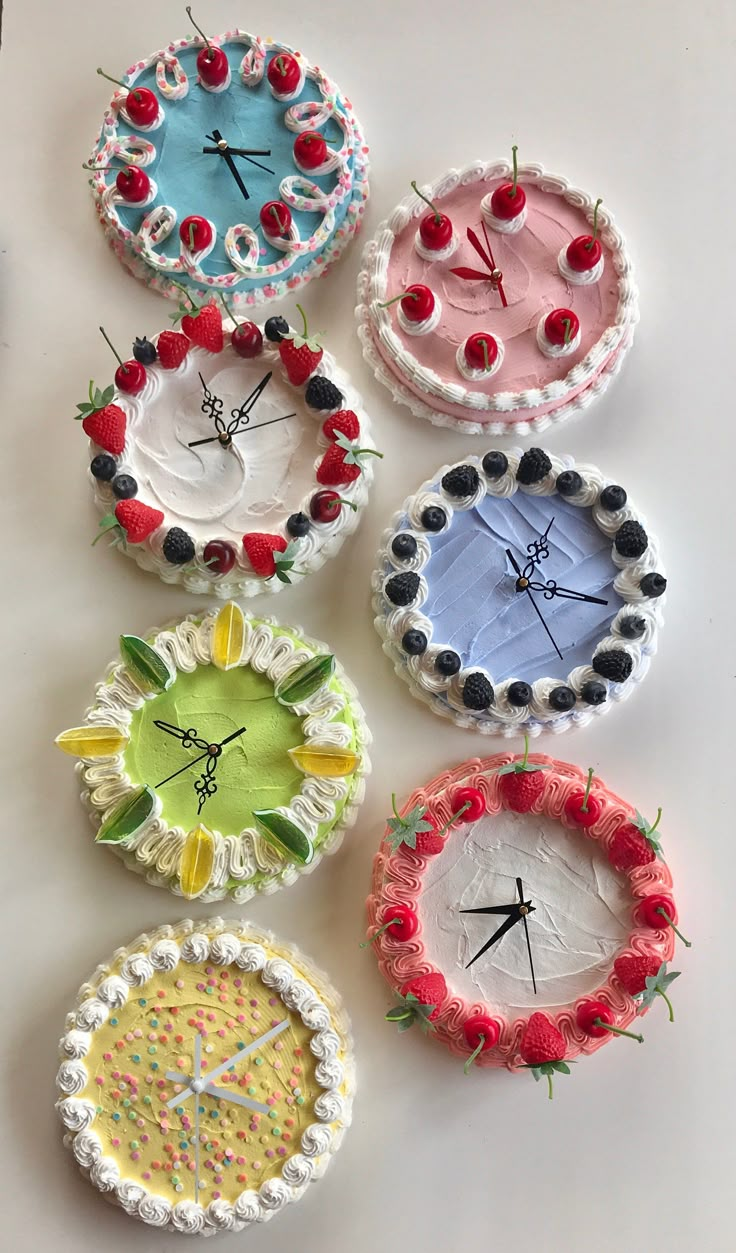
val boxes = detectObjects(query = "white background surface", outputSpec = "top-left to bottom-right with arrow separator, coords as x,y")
0,1 -> 732,1249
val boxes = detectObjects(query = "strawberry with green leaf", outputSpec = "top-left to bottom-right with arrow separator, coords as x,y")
74,380 -> 126,455
385,793 -> 471,857
242,533 -> 300,583
497,735 -> 551,813
93,500 -> 165,548
169,282 -> 224,352
608,808 -> 663,871
614,955 -> 680,1021
278,303 -> 324,385
317,429 -> 383,486
385,973 -> 447,1033
519,1012 -> 572,1099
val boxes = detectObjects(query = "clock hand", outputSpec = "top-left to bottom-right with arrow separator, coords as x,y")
517,877 -> 537,996
193,1031 -> 201,1199
168,1018 -> 290,1104
154,726 -> 247,789
526,579 -> 609,606
153,721 -> 210,752
202,146 -> 271,157
506,548 -> 564,662
188,412 -> 295,448
202,1084 -> 271,1114
466,908 -> 522,969
207,129 -> 250,201
480,220 -> 508,306
228,370 -> 274,430
460,902 -> 532,917
522,518 -> 554,578
197,372 -> 225,431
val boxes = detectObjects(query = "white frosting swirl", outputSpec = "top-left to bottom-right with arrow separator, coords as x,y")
234,1190 -> 261,1224
181,933 -> 210,963
259,1178 -> 291,1211
281,1154 -> 314,1188
313,1091 -> 345,1123
116,1180 -> 146,1215
149,939 -> 180,971
60,1029 -> 92,1059
72,1129 -> 102,1168
120,953 -> 154,986
300,1124 -> 333,1158
96,976 -> 129,1009
171,1201 -> 206,1234
280,978 -> 314,1011
209,932 -> 241,966
57,1098 -> 97,1133
57,1060 -> 87,1096
90,1156 -> 120,1192
236,942 -> 267,971
206,1198 -> 236,1230
74,998 -> 109,1032
262,958 -> 294,993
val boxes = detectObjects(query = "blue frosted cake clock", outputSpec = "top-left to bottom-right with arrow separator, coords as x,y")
373,448 -> 667,734
86,10 -> 369,307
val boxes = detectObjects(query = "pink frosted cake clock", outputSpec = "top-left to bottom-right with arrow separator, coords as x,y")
367,746 -> 688,1097
357,151 -> 638,434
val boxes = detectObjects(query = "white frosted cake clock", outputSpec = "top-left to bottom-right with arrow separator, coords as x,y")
87,10 -> 369,306
357,150 -> 638,434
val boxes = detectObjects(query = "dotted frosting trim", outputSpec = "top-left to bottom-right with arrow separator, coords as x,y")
56,918 -> 354,1236
77,609 -> 371,901
372,449 -> 665,737
367,754 -> 676,1069
356,159 -> 638,435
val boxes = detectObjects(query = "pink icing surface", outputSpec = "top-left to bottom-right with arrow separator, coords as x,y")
367,752 -> 676,1072
373,180 -> 622,423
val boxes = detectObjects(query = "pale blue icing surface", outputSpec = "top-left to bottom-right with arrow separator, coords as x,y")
421,490 -> 623,683
98,43 -> 359,292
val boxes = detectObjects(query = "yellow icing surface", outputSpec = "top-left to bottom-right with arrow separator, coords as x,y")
80,959 -> 321,1206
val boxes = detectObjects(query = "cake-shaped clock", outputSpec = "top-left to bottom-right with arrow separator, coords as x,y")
373,447 -> 665,735
357,151 -> 638,434
366,748 -> 688,1097
55,604 -> 370,900
56,918 -> 353,1234
87,10 -> 369,305
77,304 -> 379,596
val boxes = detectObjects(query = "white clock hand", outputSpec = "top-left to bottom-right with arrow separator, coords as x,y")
203,1084 -> 270,1114
167,1018 -> 289,1106
193,1032 -> 201,1200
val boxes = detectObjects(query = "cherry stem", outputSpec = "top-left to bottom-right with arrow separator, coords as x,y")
586,198 -> 603,250
83,162 -> 125,173
581,767 -> 594,813
657,908 -> 692,947
276,55 -> 287,76
511,144 -> 519,195
594,1017 -> 643,1043
546,1073 -> 554,1100
97,67 -> 142,101
336,497 -> 358,512
359,918 -> 401,948
562,317 -> 572,345
436,800 -> 471,839
219,294 -> 237,326
171,280 -> 197,310
295,302 -> 309,338
99,326 -> 127,371
411,179 -> 441,225
655,988 -> 675,1022
481,338 -> 489,370
379,291 -> 419,308
186,5 -> 212,50
463,1035 -> 486,1075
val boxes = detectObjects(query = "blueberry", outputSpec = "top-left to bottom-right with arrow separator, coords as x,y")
482,451 -> 508,479
581,679 -> 607,706
640,572 -> 667,598
435,650 -> 461,677
507,681 -> 532,707
548,685 -> 577,712
619,614 -> 646,639
391,533 -> 418,561
421,506 -> 447,532
556,470 -> 583,497
402,629 -> 428,656
286,512 -> 311,538
90,454 -> 117,481
111,474 -> 138,500
264,316 -> 290,343
133,336 -> 157,365
600,484 -> 627,511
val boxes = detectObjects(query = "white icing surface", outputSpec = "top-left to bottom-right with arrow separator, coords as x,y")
418,809 -> 630,1010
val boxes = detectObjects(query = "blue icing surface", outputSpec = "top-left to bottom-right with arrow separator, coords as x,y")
101,43 -> 356,291
421,490 -> 623,683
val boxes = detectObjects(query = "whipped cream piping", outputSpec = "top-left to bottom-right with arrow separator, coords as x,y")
56,919 -> 354,1235
367,755 -> 675,1068
78,609 -> 370,901
373,450 -> 664,737
356,159 -> 638,433
88,31 -> 369,307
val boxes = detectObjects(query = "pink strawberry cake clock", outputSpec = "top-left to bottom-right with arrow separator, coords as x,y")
357,149 -> 638,434
373,446 -> 665,735
366,745 -> 688,1097
77,302 -> 379,596
86,9 -> 369,306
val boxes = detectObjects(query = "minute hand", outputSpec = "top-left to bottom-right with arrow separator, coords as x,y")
506,548 -> 563,662
466,909 -> 522,969
527,580 -> 608,606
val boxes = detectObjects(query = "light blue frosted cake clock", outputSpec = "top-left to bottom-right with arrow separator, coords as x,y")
87,11 -> 369,307
373,448 -> 667,735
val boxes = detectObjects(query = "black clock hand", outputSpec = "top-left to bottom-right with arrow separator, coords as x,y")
207,129 -> 250,201
192,725 -> 247,813
521,518 -> 554,578
153,721 -> 210,751
506,548 -> 564,662
460,902 -> 532,917
466,909 -> 522,969
202,146 -> 271,157
155,726 -> 247,789
188,412 -> 295,448
517,877 -> 537,996
526,579 -> 608,606
228,370 -> 274,430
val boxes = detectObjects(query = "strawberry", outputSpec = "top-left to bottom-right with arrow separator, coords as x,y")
519,1012 -> 570,1099
74,381 -> 126,455
608,808 -> 663,871
242,533 -> 299,583
169,282 -> 224,352
614,955 -> 680,1021
385,793 -> 471,856
385,973 -> 447,1033
316,431 -> 383,486
114,500 -> 164,543
322,410 -> 360,442
157,330 -> 190,369
278,303 -> 323,384
497,735 -> 551,813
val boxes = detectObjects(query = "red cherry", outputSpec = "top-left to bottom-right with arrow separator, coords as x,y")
576,1000 -> 643,1042
463,1014 -> 500,1052
544,308 -> 580,346
179,215 -> 213,252
115,167 -> 151,204
450,786 -> 486,822
566,235 -> 602,272
419,210 -> 453,250
361,904 -> 419,948
563,769 -> 602,828
294,131 -> 328,170
636,893 -> 693,953
380,284 -> 435,323
197,45 -> 229,87
125,86 -> 159,127
203,540 -> 237,575
464,332 -> 499,371
267,53 -> 301,95
259,201 -> 293,238
490,181 -> 526,221
309,490 -> 357,523
231,321 -> 263,358
114,360 -> 147,395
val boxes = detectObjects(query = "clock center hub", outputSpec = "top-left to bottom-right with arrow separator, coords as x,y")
207,743 -> 221,757
190,1078 -> 205,1094
517,576 -> 529,590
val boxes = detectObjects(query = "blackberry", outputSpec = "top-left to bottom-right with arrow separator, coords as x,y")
556,470 -> 583,497
600,484 -> 627,511
581,679 -> 607,706
111,474 -> 138,500
162,527 -> 195,565
305,375 -> 343,411
442,465 -> 480,498
507,680 -> 532,707
592,649 -> 633,683
435,650 -> 461,677
286,512 -> 311,538
517,448 -> 552,486
549,685 -> 577,712
462,673 -> 494,710
619,614 -> 646,639
133,336 -> 157,365
421,506 -> 447,532
640,572 -> 667,598
402,629 -> 428,656
614,520 -> 648,559
391,533 -> 418,561
90,454 -> 117,481
482,450 -> 508,479
264,316 -> 290,343
385,571 -> 420,606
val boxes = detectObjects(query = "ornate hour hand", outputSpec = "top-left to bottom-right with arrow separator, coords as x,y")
154,725 -> 246,793
153,721 -> 210,752
187,371 -> 275,447
198,372 -> 225,426
526,579 -> 608,606
506,547 -> 563,662
520,519 -> 554,580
